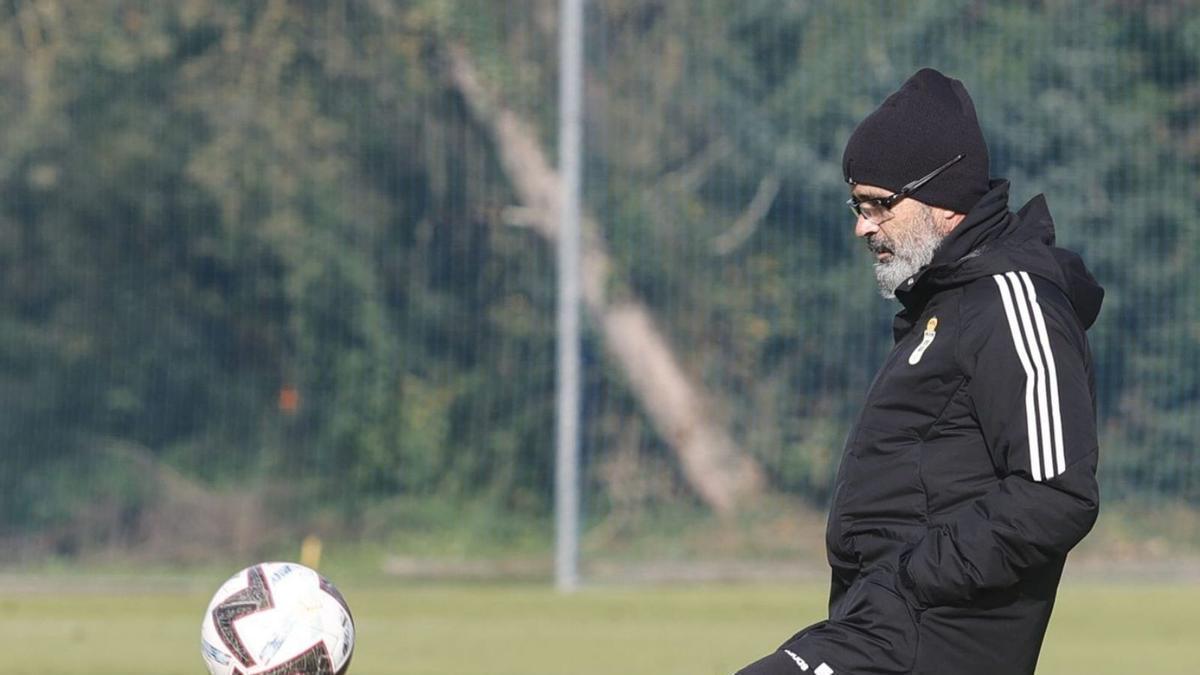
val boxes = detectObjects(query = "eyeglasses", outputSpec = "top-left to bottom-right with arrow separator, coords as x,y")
846,153 -> 965,224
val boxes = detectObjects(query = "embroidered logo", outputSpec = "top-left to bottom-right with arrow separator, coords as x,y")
908,316 -> 938,365
783,649 -> 809,671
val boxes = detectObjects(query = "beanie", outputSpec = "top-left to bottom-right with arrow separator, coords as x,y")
842,68 -> 990,214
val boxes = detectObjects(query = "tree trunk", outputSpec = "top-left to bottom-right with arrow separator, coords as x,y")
446,45 -> 766,514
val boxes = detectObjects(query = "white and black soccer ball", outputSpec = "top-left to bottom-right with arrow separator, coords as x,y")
200,562 -> 355,675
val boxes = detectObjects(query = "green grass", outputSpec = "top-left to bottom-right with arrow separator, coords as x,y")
0,580 -> 1196,674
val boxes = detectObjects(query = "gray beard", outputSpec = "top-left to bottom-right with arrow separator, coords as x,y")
871,206 -> 945,299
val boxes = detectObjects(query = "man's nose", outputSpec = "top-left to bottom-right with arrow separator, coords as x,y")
855,214 -> 879,239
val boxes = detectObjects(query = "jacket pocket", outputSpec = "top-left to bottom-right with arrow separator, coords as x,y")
836,425 -> 928,562
832,569 -> 921,673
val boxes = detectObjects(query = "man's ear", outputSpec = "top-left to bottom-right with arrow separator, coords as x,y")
939,208 -> 967,233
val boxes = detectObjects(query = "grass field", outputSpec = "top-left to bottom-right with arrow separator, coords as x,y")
1,579 -> 1197,674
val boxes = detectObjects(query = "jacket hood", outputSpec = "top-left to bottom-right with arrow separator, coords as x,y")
895,180 -> 1104,329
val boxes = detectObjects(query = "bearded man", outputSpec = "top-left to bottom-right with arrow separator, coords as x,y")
736,68 -> 1104,675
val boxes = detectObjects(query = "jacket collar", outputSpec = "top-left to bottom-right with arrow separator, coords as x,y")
893,179 -> 1015,305
889,179 -> 1103,340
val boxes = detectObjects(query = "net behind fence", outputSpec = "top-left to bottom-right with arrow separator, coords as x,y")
1,0 -> 1197,576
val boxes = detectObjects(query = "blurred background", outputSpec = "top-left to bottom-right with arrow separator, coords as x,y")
1,1 -> 1198,673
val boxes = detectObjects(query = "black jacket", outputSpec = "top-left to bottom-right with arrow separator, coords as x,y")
739,181 -> 1103,675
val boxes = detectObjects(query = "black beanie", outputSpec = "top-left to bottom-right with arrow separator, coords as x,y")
842,68 -> 990,214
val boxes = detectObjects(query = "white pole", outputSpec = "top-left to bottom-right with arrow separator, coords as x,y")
555,0 -> 585,593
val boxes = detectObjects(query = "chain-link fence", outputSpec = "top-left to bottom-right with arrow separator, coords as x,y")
1,0 -> 1197,578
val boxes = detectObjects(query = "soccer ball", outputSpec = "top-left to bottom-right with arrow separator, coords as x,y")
200,562 -> 355,675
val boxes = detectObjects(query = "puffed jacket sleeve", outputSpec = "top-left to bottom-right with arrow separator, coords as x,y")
899,271 -> 1100,607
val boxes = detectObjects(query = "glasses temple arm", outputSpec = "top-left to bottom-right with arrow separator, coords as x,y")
898,153 -> 966,196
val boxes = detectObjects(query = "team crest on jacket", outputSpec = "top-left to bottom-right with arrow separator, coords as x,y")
908,316 -> 938,365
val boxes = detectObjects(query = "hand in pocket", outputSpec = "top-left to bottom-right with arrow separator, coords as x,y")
826,570 -> 920,673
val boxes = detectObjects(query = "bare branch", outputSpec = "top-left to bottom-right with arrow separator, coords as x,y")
711,173 -> 781,256
446,44 -> 767,514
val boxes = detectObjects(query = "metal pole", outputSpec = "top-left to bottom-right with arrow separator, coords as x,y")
555,0 -> 584,593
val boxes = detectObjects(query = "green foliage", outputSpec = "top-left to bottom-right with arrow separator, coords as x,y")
0,0 -> 1197,554
573,0 -> 1200,503
0,1 -> 553,539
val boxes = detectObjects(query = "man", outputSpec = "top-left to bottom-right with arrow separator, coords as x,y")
737,69 -> 1103,675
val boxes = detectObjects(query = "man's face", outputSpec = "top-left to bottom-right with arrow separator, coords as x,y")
850,184 -> 948,299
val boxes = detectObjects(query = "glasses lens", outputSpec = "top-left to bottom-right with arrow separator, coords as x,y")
859,200 -> 891,223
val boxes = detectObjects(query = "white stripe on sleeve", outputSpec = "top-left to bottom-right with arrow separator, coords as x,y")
1019,271 -> 1066,476
993,274 -> 1044,482
1005,271 -> 1057,480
